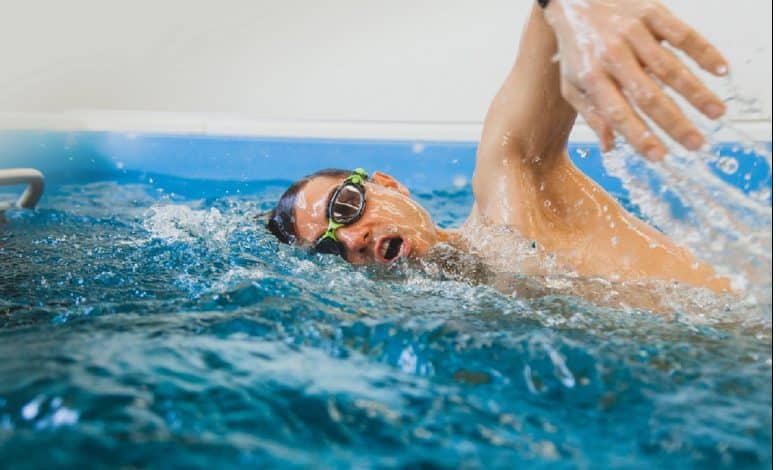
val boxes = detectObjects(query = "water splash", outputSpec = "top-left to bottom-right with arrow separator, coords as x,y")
600,129 -> 771,309
0,176 -> 770,468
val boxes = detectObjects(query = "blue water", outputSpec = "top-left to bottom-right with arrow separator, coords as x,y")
0,132 -> 772,468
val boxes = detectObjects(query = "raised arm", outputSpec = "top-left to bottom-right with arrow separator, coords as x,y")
469,2 -> 731,292
473,0 -> 730,212
472,4 -> 575,227
475,5 -> 575,176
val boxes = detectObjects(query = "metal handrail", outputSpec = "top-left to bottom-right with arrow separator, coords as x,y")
0,168 -> 45,210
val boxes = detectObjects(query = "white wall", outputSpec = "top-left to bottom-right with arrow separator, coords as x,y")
0,0 -> 771,139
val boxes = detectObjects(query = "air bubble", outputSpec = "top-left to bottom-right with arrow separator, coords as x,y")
715,157 -> 739,175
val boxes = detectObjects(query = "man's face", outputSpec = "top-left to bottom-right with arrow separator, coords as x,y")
293,172 -> 440,264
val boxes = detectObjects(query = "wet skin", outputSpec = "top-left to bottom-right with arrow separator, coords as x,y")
292,166 -> 731,294
289,3 -> 732,295
292,172 -> 451,265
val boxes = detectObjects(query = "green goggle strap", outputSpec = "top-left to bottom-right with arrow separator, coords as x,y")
320,219 -> 344,242
346,168 -> 368,185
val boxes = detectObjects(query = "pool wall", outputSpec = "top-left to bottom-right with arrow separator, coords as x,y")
0,131 -> 770,202
0,1 -> 770,128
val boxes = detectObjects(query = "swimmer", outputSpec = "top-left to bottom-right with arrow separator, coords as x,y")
267,0 -> 733,304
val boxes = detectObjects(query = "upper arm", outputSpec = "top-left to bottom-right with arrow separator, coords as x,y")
472,5 -> 577,228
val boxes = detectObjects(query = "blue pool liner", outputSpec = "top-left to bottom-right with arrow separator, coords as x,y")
0,130 -> 770,203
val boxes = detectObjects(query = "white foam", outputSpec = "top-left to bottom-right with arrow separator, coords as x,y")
143,204 -> 232,246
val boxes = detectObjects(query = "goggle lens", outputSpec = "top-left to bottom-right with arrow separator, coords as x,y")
329,184 -> 365,224
312,169 -> 369,261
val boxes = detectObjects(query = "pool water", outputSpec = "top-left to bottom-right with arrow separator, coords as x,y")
0,167 -> 771,468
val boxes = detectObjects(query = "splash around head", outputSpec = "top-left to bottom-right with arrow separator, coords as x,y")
267,168 -> 450,265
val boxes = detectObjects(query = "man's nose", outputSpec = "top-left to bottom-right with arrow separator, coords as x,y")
337,225 -> 371,255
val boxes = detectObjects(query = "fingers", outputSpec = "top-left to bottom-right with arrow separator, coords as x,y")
624,22 -> 726,120
562,80 -> 614,151
584,75 -> 667,160
598,34 -> 704,152
643,4 -> 729,76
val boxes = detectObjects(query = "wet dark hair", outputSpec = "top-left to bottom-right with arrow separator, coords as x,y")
267,168 -> 351,245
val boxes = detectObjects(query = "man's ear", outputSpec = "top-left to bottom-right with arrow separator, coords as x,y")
371,171 -> 410,196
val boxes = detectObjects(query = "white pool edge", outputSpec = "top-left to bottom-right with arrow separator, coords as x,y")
0,110 -> 771,143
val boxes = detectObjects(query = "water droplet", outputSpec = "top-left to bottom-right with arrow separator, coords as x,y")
610,236 -> 618,246
537,440 -> 560,459
21,397 -> 42,420
576,148 -> 589,159
398,346 -> 418,373
716,156 -> 739,175
750,187 -> 771,202
50,407 -> 79,427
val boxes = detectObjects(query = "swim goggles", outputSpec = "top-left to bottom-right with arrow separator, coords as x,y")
313,168 -> 369,259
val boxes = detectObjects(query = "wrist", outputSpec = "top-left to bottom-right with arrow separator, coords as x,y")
539,0 -> 573,35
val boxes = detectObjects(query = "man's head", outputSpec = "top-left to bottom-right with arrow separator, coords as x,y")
267,168 -> 442,264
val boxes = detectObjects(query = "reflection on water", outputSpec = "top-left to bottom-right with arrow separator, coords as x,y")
0,163 -> 771,467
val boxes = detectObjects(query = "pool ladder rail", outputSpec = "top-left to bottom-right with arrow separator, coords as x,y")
0,168 -> 45,212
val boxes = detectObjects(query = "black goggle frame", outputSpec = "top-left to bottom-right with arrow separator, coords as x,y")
312,169 -> 369,259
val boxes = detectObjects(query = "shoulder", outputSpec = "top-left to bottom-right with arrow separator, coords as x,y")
471,146 -> 575,236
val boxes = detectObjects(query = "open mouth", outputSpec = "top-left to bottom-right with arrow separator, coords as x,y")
377,236 -> 405,262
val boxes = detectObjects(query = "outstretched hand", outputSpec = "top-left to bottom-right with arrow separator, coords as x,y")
543,0 -> 729,160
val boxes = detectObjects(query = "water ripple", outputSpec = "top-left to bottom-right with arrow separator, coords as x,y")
0,179 -> 770,468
